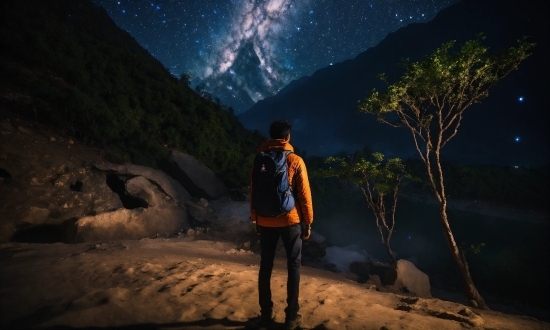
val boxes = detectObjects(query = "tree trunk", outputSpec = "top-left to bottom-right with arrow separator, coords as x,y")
384,240 -> 397,263
439,202 -> 489,310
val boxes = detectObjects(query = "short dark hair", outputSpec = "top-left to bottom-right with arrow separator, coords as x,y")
269,120 -> 292,139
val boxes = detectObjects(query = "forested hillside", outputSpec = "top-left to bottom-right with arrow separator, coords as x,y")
0,0 -> 263,188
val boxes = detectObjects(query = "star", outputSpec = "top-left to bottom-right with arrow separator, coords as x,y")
91,0 -> 460,113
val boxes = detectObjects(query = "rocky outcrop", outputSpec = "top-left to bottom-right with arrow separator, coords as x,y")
4,162 -> 191,242
382,259 -> 432,298
92,161 -> 191,202
1,161 -> 124,242
0,119 -> 198,242
165,150 -> 227,200
76,205 -> 188,241
50,167 -> 124,223
125,176 -> 167,207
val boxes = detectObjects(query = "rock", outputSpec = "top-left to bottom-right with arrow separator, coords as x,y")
19,207 -> 50,225
302,230 -> 328,265
93,161 -> 191,202
368,260 -> 390,277
365,274 -> 383,288
165,150 -> 227,200
125,176 -> 166,207
349,261 -> 370,282
309,230 -> 326,244
0,120 -> 14,134
17,126 -> 31,135
430,308 -> 484,327
382,259 -> 432,298
184,200 -> 217,225
75,205 -> 188,242
49,168 -> 123,224
197,198 -> 209,208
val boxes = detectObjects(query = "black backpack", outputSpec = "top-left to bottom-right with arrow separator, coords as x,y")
251,150 -> 295,217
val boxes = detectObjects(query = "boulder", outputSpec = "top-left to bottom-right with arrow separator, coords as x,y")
382,259 -> 432,298
49,167 -> 123,224
368,260 -> 390,277
75,205 -> 188,242
3,164 -> 122,227
349,261 -> 370,282
19,207 -> 50,225
365,274 -> 383,288
302,230 -> 328,266
125,176 -> 167,207
0,122 -> 194,243
184,198 -> 217,225
165,150 -> 227,200
93,161 -> 191,202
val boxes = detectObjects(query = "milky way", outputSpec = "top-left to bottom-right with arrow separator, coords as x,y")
92,0 -> 459,112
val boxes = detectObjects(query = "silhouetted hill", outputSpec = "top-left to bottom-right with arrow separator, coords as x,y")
239,0 -> 549,167
0,0 -> 263,188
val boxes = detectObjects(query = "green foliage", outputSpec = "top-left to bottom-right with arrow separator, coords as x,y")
359,34 -> 535,130
357,35 -> 535,308
323,152 -> 414,197
321,151 -> 416,261
461,242 -> 486,255
0,0 -> 263,189
358,34 -> 535,199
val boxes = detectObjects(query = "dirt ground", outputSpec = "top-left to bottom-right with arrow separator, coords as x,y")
1,238 -> 549,330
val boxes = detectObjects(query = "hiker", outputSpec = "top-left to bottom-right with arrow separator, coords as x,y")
250,119 -> 314,329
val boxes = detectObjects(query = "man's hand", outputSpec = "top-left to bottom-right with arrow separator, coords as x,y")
302,224 -> 311,240
252,221 -> 260,235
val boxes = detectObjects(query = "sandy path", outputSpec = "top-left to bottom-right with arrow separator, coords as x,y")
1,237 -> 548,330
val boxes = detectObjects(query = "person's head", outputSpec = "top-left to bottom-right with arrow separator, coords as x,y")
269,120 -> 292,140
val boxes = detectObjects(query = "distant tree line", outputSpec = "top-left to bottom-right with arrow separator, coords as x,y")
406,160 -> 549,211
308,148 -> 549,214
0,0 -> 264,188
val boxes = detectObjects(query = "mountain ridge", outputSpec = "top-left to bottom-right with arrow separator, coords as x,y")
238,0 -> 549,166
0,0 -> 264,188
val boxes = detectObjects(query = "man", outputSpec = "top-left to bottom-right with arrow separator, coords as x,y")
250,120 -> 314,330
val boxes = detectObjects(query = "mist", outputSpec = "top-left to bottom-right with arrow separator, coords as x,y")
311,190 -> 549,308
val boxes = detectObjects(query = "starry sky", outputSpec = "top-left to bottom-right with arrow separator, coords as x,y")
91,0 -> 459,113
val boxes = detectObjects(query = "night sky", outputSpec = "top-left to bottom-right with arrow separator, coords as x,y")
91,0 -> 459,113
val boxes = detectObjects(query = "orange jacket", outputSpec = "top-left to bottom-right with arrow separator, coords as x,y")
250,139 -> 313,227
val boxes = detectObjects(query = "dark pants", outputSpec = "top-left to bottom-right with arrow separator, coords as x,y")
258,224 -> 302,319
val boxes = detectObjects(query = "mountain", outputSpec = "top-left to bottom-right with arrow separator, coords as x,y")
199,42 -> 258,112
238,0 -> 549,166
0,0 -> 263,188
200,41 -> 287,114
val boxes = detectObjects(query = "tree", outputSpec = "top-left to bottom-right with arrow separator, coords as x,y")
323,152 -> 413,262
179,72 -> 192,86
358,35 -> 534,309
